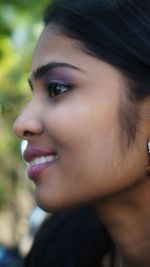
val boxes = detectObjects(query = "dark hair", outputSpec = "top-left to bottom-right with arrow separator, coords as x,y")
44,0 -> 150,144
24,208 -> 114,267
44,0 -> 150,100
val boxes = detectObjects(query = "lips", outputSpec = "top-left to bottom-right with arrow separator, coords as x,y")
23,147 -> 56,163
23,147 -> 58,180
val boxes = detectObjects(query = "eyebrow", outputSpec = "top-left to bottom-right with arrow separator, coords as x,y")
28,61 -> 83,91
31,61 -> 83,80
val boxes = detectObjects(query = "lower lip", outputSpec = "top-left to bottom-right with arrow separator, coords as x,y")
27,161 -> 56,181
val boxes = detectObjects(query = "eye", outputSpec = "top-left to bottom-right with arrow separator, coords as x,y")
46,82 -> 73,98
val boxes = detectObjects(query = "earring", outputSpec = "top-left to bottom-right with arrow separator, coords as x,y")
147,138 -> 150,173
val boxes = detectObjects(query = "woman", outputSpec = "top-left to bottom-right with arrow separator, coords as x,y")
14,0 -> 150,266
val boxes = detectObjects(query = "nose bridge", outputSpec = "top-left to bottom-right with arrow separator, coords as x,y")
13,98 -> 43,139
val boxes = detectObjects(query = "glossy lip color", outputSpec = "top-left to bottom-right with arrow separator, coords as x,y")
23,147 -> 57,181
27,161 -> 56,181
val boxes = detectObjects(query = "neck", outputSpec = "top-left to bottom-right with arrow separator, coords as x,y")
95,177 -> 150,267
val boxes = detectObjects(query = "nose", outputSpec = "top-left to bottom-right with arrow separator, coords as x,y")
13,102 -> 43,140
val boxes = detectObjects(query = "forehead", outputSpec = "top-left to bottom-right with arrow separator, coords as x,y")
31,24 -> 126,92
32,25 -> 84,72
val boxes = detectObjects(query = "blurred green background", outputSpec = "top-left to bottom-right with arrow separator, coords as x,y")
0,0 -> 51,251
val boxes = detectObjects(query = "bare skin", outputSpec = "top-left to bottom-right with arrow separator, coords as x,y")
95,178 -> 150,267
13,25 -> 150,266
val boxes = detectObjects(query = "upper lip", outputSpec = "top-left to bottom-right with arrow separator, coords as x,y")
23,146 -> 57,163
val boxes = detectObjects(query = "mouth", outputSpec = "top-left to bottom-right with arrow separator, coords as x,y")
23,147 -> 58,180
29,155 -> 58,167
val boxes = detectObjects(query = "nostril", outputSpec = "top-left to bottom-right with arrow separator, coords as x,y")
24,130 -> 35,137
13,116 -> 43,139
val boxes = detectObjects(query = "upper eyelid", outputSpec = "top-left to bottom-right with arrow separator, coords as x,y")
45,81 -> 74,91
44,79 -> 74,86
28,77 -> 75,91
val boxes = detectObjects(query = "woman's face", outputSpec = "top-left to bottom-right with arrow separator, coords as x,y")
14,25 -> 147,211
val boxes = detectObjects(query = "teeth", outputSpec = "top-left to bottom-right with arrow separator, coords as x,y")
29,155 -> 58,167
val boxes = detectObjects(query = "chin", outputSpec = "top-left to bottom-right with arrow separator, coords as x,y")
35,192 -> 89,214
35,195 -> 75,214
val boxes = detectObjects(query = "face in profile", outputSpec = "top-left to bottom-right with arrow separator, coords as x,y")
13,25 -> 148,212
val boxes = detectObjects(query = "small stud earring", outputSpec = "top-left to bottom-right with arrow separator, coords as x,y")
147,138 -> 150,173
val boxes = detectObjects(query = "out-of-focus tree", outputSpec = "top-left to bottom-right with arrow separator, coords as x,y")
0,0 -> 51,245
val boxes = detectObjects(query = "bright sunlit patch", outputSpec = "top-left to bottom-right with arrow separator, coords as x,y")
21,140 -> 28,156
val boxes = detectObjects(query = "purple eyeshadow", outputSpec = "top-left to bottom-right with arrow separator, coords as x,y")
43,68 -> 76,84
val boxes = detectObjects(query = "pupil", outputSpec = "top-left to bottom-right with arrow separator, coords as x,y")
53,84 -> 62,96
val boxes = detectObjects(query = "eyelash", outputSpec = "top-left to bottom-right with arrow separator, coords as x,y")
46,81 -> 73,98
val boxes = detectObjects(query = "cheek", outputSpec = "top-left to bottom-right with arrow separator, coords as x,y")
43,92 -> 122,174
44,87 -> 121,147
43,100 -> 123,188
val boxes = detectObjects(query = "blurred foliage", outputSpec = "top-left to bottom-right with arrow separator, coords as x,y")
0,0 -> 51,242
